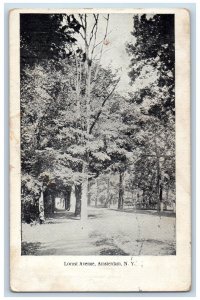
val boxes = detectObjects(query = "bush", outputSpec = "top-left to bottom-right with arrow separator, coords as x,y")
21,174 -> 42,222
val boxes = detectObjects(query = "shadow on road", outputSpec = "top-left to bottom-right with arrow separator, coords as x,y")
21,207 -> 176,255
110,208 -> 176,218
45,210 -> 103,224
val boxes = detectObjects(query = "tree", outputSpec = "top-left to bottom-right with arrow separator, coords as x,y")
20,14 -> 121,221
21,13 -> 176,223
127,14 -> 175,121
20,13 -> 84,221
60,14 -> 121,220
125,14 -> 175,211
20,14 -> 79,67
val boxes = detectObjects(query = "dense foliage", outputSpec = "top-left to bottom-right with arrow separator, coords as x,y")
21,13 -> 175,222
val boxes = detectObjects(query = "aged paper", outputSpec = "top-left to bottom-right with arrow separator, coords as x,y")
10,8 -> 191,292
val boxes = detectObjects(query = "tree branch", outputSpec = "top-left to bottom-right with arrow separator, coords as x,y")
77,14 -> 86,41
92,14 -> 110,83
90,15 -> 99,60
89,14 -> 99,46
89,77 -> 120,134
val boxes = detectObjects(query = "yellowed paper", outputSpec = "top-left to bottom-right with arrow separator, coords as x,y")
10,8 -> 191,292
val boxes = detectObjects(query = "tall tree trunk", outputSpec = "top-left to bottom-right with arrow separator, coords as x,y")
136,191 -> 140,210
52,194 -> 55,214
154,137 -> 161,212
95,178 -> 98,207
118,172 -> 124,210
142,189 -> 145,205
166,184 -> 169,201
39,187 -> 45,224
159,184 -> 163,211
75,184 -> 82,217
87,179 -> 91,206
80,163 -> 88,221
106,176 -> 110,208
65,186 -> 72,211
79,20 -> 91,221
137,191 -> 140,202
156,174 -> 161,212
131,190 -> 134,202
78,15 -> 110,220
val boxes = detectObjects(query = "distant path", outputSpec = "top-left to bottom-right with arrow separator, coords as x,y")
22,207 -> 176,255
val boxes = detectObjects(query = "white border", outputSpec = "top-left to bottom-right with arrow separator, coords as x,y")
1,0 -> 198,299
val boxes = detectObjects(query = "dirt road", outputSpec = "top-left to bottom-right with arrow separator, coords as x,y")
22,207 -> 176,255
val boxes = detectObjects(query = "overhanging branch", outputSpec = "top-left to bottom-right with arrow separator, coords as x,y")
89,78 -> 120,134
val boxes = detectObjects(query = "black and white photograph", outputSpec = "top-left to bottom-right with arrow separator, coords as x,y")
20,12 -> 176,256
9,6 -> 191,292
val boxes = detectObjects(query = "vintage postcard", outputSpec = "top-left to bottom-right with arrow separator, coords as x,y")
10,8 -> 191,292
